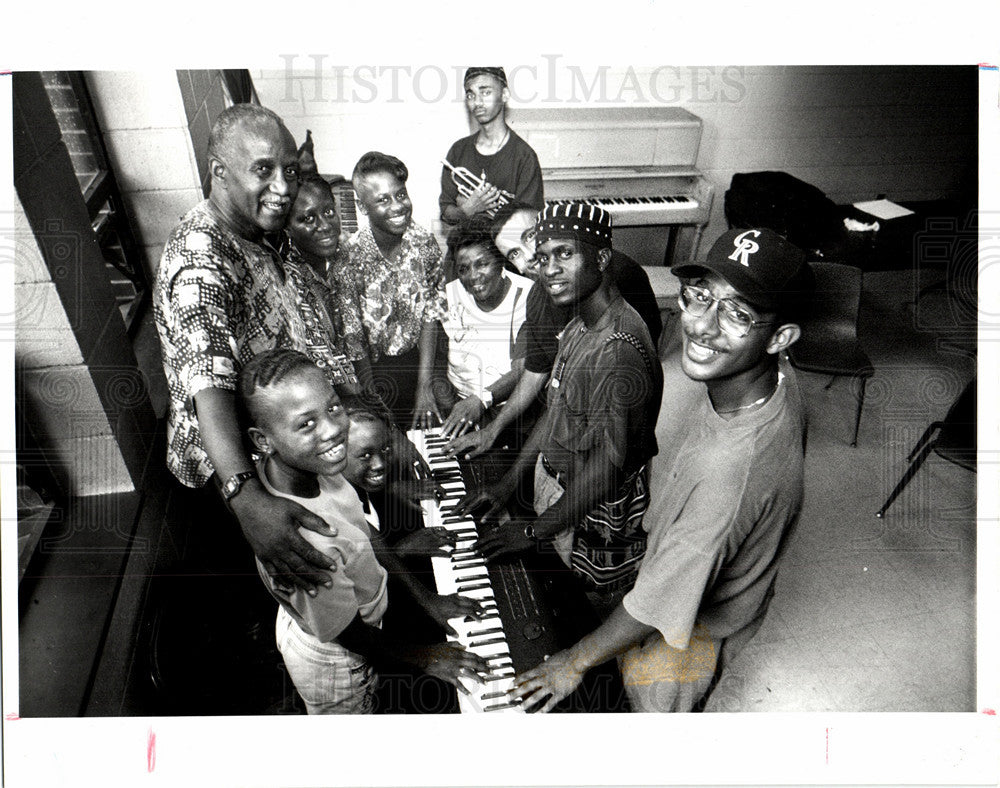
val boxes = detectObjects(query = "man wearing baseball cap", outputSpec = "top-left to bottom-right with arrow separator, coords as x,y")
508,227 -> 814,713
439,67 -> 544,224
460,202 -> 663,608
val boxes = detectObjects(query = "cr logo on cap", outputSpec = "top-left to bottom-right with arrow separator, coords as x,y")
728,230 -> 761,267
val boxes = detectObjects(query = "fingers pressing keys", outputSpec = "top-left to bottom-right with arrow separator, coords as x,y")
406,426 -> 526,713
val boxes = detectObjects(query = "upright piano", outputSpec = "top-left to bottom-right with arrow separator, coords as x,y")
508,106 -> 714,266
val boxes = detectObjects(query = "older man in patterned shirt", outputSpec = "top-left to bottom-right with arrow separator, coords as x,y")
154,103 -> 355,593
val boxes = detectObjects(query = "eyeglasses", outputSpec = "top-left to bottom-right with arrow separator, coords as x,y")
678,284 -> 774,338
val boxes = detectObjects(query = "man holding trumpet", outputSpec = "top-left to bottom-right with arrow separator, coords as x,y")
439,67 -> 544,225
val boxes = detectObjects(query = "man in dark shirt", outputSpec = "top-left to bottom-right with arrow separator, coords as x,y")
445,202 -> 661,456
439,68 -> 544,225
457,202 -> 662,599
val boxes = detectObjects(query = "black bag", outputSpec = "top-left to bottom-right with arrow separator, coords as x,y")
724,171 -> 843,257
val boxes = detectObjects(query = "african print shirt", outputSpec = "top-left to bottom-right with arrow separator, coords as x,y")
154,201 -> 357,488
338,222 -> 446,362
282,241 -> 368,363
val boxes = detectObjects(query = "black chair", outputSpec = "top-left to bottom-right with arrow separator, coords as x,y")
787,262 -> 875,446
875,378 -> 976,518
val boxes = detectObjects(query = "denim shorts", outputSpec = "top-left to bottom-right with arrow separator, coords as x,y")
275,606 -> 377,714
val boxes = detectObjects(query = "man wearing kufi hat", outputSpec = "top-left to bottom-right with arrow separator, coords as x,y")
508,227 -> 815,713
464,201 -> 663,612
439,67 -> 544,224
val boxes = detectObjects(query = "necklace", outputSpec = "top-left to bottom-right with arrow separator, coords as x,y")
478,127 -> 509,154
714,377 -> 780,415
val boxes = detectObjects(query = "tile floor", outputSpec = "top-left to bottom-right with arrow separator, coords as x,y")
706,268 -> 977,712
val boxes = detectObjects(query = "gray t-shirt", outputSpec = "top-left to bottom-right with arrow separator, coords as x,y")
623,356 -> 806,648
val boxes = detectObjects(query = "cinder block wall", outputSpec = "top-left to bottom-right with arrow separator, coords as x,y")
85,71 -> 209,280
13,72 -> 154,496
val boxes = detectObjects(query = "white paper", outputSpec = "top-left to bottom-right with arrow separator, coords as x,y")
852,198 -> 915,220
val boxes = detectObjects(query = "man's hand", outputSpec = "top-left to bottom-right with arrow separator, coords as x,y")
414,643 -> 490,693
440,396 -> 486,441
388,478 -> 447,512
230,481 -> 337,595
395,526 -> 457,559
445,421 -> 498,460
474,520 -> 534,561
509,649 -> 586,713
390,428 -> 431,480
452,476 -> 515,522
420,592 -> 486,636
412,384 -> 442,430
457,182 -> 502,218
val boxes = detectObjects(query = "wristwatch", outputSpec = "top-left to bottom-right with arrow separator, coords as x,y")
479,388 -> 494,410
221,470 -> 256,502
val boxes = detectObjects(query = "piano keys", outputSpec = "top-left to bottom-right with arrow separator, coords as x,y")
327,175 -> 360,237
406,427 -> 630,714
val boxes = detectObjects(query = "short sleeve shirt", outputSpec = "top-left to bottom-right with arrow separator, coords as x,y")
441,272 -> 534,399
254,466 -> 388,642
538,296 -> 662,477
153,201 -> 357,487
622,359 -> 806,649
439,130 -> 544,220
339,222 -> 446,361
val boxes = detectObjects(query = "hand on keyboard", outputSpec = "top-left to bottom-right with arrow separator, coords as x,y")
444,424 -> 497,460
475,520 -> 534,561
395,526 -> 458,559
411,385 -> 443,431
390,429 -> 432,480
509,649 -> 585,713
453,476 -> 515,522
422,592 -> 487,636
440,396 -> 486,441
414,642 -> 491,694
389,479 -> 449,512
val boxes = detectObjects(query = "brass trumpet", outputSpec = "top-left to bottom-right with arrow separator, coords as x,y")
441,159 -> 515,218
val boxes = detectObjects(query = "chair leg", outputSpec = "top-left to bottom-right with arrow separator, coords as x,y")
875,428 -> 940,518
851,377 -> 867,447
907,421 -> 943,462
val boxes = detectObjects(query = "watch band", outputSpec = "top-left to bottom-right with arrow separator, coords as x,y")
222,470 -> 256,502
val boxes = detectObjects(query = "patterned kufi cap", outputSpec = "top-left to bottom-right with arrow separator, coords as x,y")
535,201 -> 613,247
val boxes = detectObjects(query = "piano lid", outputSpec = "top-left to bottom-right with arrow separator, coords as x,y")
507,106 -> 703,170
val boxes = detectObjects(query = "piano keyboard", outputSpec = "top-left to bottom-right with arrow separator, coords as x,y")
328,177 -> 360,237
408,427 -> 527,713
405,428 -> 631,714
545,194 -> 698,226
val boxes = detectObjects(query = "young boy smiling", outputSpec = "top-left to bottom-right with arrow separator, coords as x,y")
237,349 -> 486,713
342,152 -> 446,429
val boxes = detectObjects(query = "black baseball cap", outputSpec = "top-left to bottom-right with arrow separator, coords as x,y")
672,227 -> 814,310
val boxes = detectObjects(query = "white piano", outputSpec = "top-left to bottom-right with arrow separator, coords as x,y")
509,106 -> 714,265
